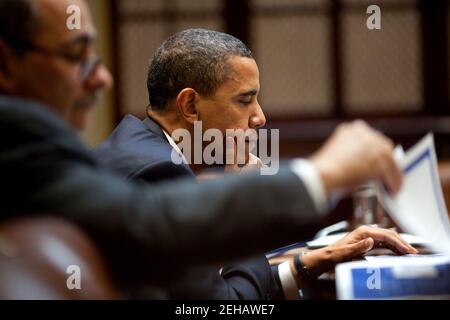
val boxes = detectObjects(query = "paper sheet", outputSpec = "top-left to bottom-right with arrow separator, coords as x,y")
379,133 -> 450,255
334,134 -> 450,299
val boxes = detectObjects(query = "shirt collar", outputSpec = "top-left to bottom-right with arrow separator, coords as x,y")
162,129 -> 189,165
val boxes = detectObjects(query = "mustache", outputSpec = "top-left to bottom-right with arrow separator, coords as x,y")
74,91 -> 101,109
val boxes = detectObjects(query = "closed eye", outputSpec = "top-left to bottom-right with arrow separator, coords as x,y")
235,89 -> 258,106
239,100 -> 252,106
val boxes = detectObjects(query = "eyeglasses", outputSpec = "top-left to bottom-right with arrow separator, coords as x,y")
9,40 -> 102,81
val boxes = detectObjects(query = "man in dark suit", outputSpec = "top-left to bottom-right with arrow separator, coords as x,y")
94,113 -> 285,299
92,29 -> 416,299
0,0 -> 413,298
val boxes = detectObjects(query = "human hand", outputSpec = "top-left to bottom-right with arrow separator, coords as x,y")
224,137 -> 263,174
295,226 -> 418,279
309,120 -> 403,197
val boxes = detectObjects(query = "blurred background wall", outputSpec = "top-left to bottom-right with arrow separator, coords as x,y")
85,0 -> 450,158
83,0 -> 116,147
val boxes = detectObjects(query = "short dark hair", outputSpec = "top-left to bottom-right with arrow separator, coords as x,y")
147,28 -> 253,110
0,0 -> 40,54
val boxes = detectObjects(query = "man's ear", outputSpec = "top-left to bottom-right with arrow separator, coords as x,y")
176,88 -> 199,125
0,40 -> 17,93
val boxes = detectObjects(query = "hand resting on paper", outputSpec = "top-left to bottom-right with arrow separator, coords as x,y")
286,226 -> 418,286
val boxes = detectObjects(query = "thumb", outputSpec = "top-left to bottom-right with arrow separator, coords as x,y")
248,153 -> 264,168
356,238 -> 375,254
351,237 -> 374,256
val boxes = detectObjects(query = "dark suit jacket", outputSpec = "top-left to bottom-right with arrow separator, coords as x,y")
93,115 -> 281,299
93,115 -> 194,184
0,95 -> 322,298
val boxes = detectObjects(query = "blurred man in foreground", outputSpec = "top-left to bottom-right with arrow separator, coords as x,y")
0,0 -> 413,298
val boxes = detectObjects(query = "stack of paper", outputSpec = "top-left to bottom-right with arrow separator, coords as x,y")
336,255 -> 450,299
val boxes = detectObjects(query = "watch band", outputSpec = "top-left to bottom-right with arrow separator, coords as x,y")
294,252 -> 313,282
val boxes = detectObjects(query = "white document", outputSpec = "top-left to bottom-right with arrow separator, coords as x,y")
336,255 -> 450,300
380,133 -> 450,255
364,253 -> 448,262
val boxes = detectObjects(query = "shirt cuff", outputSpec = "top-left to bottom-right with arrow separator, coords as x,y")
290,159 -> 328,215
278,261 -> 300,300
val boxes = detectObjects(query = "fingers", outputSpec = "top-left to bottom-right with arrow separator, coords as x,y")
224,137 -> 238,172
379,155 -> 403,195
225,131 -> 264,174
349,237 -> 374,257
323,225 -> 418,270
331,227 -> 417,263
248,153 -> 260,166
310,120 -> 403,197
357,121 -> 403,195
329,238 -> 374,264
357,226 -> 417,254
374,139 -> 403,195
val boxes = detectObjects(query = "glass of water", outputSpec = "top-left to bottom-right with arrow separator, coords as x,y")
352,183 -> 378,227
352,182 -> 395,229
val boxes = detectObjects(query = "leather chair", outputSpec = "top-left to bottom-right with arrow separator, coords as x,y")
0,216 -> 119,299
